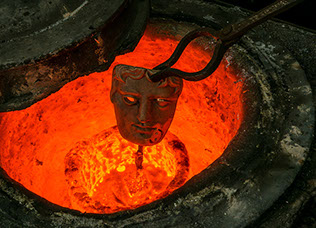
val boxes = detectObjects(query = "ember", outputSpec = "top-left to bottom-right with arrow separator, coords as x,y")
65,126 -> 189,213
0,20 -> 243,213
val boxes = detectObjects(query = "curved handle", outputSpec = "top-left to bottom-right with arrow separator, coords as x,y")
150,40 -> 228,82
149,0 -> 304,82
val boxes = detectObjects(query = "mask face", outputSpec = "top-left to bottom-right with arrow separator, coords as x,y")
110,65 -> 183,146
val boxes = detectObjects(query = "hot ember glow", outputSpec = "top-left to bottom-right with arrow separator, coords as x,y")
0,21 -> 244,213
65,126 -> 189,213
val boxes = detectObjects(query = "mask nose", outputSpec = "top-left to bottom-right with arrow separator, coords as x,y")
137,99 -> 152,124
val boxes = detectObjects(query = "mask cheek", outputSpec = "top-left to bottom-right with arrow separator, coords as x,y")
159,108 -> 175,125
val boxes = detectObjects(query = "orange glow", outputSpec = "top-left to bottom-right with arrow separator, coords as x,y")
65,126 -> 189,213
0,21 -> 244,213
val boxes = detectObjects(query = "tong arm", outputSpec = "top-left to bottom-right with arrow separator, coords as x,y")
149,0 -> 303,82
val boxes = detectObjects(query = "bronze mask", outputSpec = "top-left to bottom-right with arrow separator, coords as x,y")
110,64 -> 183,146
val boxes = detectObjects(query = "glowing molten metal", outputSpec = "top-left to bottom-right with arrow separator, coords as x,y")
65,126 -> 189,213
0,21 -> 244,214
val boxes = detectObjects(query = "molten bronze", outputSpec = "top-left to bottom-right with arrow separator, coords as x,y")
110,64 -> 183,146
64,126 -> 190,214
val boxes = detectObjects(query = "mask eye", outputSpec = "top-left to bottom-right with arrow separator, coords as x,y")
123,96 -> 137,105
156,98 -> 170,108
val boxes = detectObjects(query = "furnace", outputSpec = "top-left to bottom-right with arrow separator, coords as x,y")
0,19 -> 243,213
0,0 -> 314,227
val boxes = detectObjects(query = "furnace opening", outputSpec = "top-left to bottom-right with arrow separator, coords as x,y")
0,20 -> 244,214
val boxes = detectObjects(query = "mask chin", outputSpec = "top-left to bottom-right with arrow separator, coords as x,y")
149,129 -> 163,145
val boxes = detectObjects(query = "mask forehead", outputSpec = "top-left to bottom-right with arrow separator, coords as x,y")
119,76 -> 179,99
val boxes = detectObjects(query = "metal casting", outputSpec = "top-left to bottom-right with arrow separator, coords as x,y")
110,64 -> 183,147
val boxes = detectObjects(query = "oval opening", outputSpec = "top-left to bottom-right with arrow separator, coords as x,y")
0,20 -> 244,214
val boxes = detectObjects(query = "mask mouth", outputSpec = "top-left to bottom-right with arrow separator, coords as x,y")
132,124 -> 156,134
133,124 -> 156,130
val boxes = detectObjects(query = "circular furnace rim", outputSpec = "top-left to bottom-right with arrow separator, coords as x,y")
0,3 -> 314,228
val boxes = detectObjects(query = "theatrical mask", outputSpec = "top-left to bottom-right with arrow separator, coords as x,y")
110,64 -> 183,146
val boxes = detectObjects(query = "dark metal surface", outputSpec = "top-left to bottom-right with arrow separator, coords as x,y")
110,64 -> 182,146
0,0 -> 149,112
135,145 -> 144,169
150,0 -> 304,82
0,0 -> 126,69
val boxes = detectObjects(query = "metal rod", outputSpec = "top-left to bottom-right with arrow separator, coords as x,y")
153,28 -> 218,71
223,0 -> 304,42
149,0 -> 304,82
135,145 -> 144,169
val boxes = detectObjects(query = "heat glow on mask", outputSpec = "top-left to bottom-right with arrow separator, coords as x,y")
0,20 -> 244,213
110,64 -> 183,147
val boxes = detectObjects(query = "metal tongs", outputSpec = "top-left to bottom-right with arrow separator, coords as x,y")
149,0 -> 303,82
